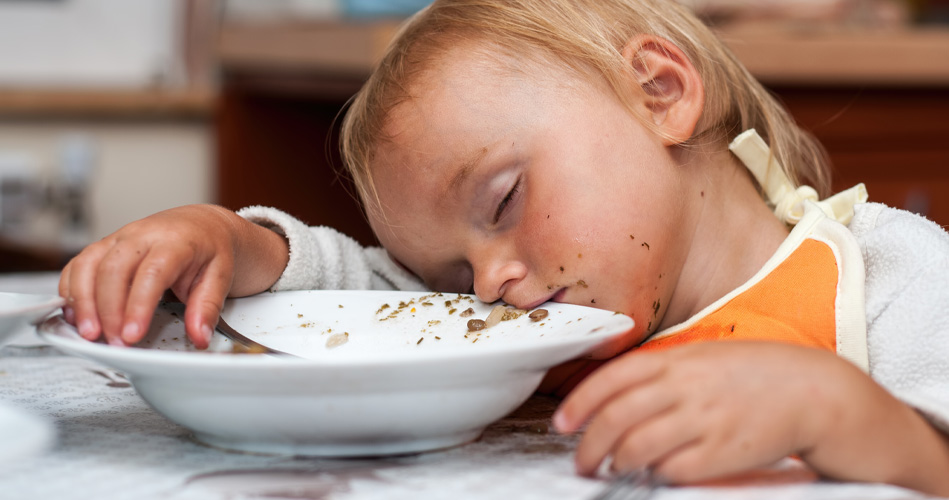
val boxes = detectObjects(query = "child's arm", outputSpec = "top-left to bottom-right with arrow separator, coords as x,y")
553,341 -> 949,496
59,204 -> 289,348
236,206 -> 426,293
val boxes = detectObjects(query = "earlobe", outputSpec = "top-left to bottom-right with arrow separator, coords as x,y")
621,35 -> 705,146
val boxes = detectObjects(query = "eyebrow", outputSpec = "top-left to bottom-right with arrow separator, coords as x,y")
447,146 -> 489,192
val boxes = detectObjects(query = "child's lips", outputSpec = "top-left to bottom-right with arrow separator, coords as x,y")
523,288 -> 567,310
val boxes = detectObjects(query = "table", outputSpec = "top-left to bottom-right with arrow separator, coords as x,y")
0,273 -> 933,500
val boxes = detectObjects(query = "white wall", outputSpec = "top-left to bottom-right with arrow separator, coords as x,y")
0,121 -> 213,244
0,0 -> 180,88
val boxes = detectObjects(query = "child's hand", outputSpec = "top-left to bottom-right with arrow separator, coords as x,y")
58,204 -> 288,349
554,342 -> 821,481
552,341 -> 949,492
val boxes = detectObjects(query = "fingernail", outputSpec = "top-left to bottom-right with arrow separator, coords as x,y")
201,324 -> 213,345
78,319 -> 96,340
552,410 -> 568,432
63,306 -> 75,324
121,322 -> 140,343
107,335 -> 126,347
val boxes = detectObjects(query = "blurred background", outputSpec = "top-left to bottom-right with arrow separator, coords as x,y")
0,0 -> 946,273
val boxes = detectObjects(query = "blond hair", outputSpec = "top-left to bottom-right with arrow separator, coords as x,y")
340,0 -> 832,215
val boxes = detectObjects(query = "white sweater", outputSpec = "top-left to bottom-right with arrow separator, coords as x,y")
238,202 -> 949,431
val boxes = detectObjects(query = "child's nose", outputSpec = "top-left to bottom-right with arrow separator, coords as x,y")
470,248 -> 528,304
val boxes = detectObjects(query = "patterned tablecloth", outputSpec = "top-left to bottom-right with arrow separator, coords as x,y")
0,273 -> 933,500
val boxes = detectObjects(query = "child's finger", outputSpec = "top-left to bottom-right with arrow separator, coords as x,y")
58,261 -> 71,302
609,408 -> 702,479
650,436 -> 736,484
183,259 -> 233,349
94,242 -> 149,345
572,382 -> 679,476
58,262 -> 75,324
63,241 -> 112,341
554,350 -> 667,433
121,246 -> 197,345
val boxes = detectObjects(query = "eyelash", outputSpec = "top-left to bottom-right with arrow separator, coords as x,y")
493,178 -> 521,223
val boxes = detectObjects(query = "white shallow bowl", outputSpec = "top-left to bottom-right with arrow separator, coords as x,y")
38,290 -> 634,457
0,292 -> 65,347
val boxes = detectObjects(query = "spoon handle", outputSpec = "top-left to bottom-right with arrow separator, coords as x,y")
215,316 -> 297,357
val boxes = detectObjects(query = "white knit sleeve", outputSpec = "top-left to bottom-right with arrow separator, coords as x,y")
236,206 -> 427,292
853,203 -> 949,432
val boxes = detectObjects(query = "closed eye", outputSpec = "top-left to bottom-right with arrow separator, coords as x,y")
493,177 -> 521,224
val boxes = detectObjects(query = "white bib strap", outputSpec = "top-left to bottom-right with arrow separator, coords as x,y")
728,129 -> 867,226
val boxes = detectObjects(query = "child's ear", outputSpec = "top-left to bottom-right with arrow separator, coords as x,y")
621,35 -> 704,146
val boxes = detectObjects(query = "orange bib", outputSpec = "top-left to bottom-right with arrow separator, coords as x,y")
637,239 -> 838,353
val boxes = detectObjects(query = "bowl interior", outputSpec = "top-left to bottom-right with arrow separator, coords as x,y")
215,290 -> 633,363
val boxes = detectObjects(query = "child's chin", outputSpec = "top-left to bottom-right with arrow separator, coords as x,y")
583,328 -> 644,360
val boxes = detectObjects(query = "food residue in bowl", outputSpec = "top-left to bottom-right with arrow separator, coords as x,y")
325,332 -> 349,349
371,293 -> 555,344
231,342 -> 268,355
465,305 -> 547,333
529,309 -> 548,322
376,293 -> 476,322
466,319 -> 486,332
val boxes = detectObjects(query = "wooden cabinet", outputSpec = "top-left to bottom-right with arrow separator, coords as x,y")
216,74 -> 378,246
216,22 -> 392,247
778,86 -> 949,225
719,25 -> 949,226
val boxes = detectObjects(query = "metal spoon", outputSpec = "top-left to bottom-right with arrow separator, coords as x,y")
214,316 -> 298,357
590,467 -> 657,500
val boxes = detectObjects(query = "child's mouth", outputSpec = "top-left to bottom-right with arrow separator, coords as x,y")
524,287 -> 568,311
550,287 -> 568,304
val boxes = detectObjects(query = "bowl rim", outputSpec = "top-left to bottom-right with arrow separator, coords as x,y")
37,289 -> 634,372
0,291 -> 65,319
38,314 -> 632,371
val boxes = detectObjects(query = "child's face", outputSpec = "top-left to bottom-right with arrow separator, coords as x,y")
367,47 -> 696,349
